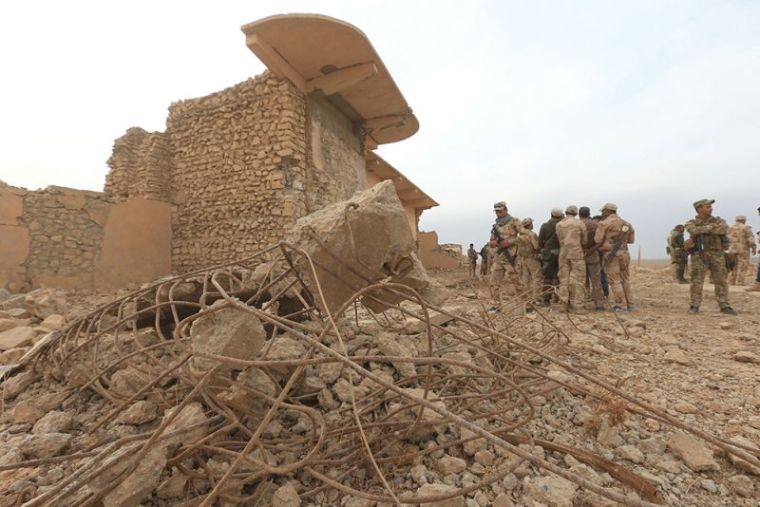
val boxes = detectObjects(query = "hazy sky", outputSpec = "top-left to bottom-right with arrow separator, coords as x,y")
1,1 -> 758,258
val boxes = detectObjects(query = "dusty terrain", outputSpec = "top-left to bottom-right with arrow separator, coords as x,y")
0,259 -> 757,506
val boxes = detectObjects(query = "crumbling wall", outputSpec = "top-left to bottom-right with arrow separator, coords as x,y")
104,127 -> 172,202
166,74 -> 309,273
20,186 -> 111,288
306,95 -> 367,212
418,231 -> 463,270
0,183 -> 29,291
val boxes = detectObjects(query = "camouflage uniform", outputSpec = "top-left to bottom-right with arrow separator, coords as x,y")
556,212 -> 587,307
727,219 -> 756,285
685,215 -> 730,308
467,246 -> 478,278
667,228 -> 688,282
490,213 -> 524,301
595,211 -> 635,309
516,221 -> 542,301
538,213 -> 562,304
581,217 -> 605,308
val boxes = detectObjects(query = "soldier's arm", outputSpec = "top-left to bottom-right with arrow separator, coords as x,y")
530,233 -> 539,250
685,221 -> 719,236
580,223 -> 587,245
627,224 -> 636,244
593,222 -> 605,246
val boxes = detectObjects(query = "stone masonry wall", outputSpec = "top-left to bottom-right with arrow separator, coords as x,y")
166,74 -> 309,273
305,95 -> 367,212
20,186 -> 111,286
104,127 -> 172,202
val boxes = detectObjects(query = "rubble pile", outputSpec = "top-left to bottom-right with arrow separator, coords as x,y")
0,184 -> 758,506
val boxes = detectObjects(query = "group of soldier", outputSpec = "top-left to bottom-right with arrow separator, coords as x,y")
467,201 -> 635,313
466,198 -> 756,315
665,200 -> 760,314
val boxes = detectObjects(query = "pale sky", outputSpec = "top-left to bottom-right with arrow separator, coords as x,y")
1,1 -> 758,258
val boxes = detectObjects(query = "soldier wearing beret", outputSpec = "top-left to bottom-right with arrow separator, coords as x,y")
538,208 -> 563,305
684,199 -> 736,314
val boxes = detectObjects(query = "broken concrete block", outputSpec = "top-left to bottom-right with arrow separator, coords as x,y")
32,410 -> 73,434
102,445 -> 167,507
287,181 -> 436,314
117,400 -> 158,425
272,482 -> 301,506
522,475 -> 578,507
0,326 -> 35,350
190,302 -> 266,371
668,434 -> 720,472
18,433 -> 72,458
40,314 -> 66,331
11,400 -> 45,424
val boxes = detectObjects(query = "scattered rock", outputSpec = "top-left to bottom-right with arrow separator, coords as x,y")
32,410 -> 74,434
732,351 -> 759,364
617,444 -> 645,464
11,400 -> 45,424
102,445 -> 167,507
726,474 -> 755,498
40,314 -> 66,330
190,302 -> 266,371
117,401 -> 158,425
415,483 -> 464,507
673,401 -> 698,414
17,433 -> 72,458
667,434 -> 720,472
0,326 -> 35,350
272,483 -> 301,507
437,455 -> 467,475
663,348 -> 690,365
522,475 -> 577,507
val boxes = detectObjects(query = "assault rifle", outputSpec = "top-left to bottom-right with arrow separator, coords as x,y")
491,224 -> 517,268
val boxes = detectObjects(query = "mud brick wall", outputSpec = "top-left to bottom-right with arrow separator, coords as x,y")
166,74 -> 310,273
305,95 -> 367,212
20,186 -> 111,286
105,127 -> 172,202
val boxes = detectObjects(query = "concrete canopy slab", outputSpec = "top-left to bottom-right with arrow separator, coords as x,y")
241,13 -> 419,146
365,152 -> 437,210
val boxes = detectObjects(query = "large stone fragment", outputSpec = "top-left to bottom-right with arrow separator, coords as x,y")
668,434 -> 720,472
32,410 -> 73,434
0,326 -> 35,350
190,302 -> 266,371
287,181 -> 436,314
522,475 -> 578,507
102,445 -> 167,507
17,433 -> 72,459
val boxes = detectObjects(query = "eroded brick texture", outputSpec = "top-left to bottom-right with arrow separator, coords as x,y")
21,187 -> 111,280
105,128 -> 172,202
166,75 -> 309,273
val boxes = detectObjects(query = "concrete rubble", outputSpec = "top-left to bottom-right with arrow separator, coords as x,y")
0,185 -> 758,506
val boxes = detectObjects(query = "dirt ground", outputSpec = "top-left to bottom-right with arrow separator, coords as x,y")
439,259 -> 760,505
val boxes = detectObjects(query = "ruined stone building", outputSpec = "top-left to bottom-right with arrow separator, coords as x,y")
0,14 -> 457,292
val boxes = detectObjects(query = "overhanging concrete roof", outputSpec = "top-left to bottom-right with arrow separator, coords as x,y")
241,14 -> 419,147
365,152 -> 437,210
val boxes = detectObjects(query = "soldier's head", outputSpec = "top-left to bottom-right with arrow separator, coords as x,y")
736,215 -> 746,224
578,206 -> 591,218
565,205 -> 578,217
692,198 -> 714,217
521,217 -> 534,230
469,243 -> 474,248
599,203 -> 617,218
493,201 -> 507,218
550,208 -> 563,219
675,224 -> 684,232
757,206 -> 760,216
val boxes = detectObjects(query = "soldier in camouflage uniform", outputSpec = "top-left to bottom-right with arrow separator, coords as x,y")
594,203 -> 635,312
467,244 -> 478,278
538,208 -> 563,305
727,216 -> 756,285
489,201 -> 524,304
667,225 -> 688,283
516,217 -> 542,302
685,198 -> 736,314
556,205 -> 588,312
750,206 -> 760,292
580,206 -> 605,310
